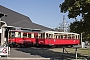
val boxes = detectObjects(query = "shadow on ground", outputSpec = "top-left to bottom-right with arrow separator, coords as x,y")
15,47 -> 90,60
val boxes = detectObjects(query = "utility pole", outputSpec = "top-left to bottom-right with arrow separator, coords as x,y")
62,15 -> 67,32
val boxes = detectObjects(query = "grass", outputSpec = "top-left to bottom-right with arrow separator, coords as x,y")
49,47 -> 90,59
78,48 -> 90,56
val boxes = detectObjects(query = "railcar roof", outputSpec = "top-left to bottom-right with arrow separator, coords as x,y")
9,29 -> 40,33
10,30 -> 32,32
40,31 -> 79,35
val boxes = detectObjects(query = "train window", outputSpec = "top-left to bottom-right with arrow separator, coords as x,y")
41,33 -> 45,38
28,33 -> 31,38
54,35 -> 57,39
14,32 -> 21,38
46,33 -> 48,38
38,33 -> 41,38
72,34 -> 75,39
38,33 -> 45,38
18,32 -> 21,38
76,35 -> 79,39
61,35 -> 63,39
46,33 -> 53,38
55,35 -> 57,39
58,34 -> 60,39
31,33 -> 34,38
77,35 -> 79,39
63,35 -> 67,39
23,33 -> 27,38
41,33 -> 43,38
48,34 -> 53,38
75,35 -> 77,39
9,32 -> 15,38
68,34 -> 71,39
43,33 -> 45,38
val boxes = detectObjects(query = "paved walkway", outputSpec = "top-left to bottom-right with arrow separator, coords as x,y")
0,47 -> 89,60
0,57 -> 51,60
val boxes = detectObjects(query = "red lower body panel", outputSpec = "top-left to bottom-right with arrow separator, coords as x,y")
9,38 -> 36,45
38,38 -> 80,45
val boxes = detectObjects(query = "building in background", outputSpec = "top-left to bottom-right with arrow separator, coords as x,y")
0,5 -> 53,45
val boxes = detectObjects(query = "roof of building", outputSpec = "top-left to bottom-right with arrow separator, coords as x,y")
0,5 -> 53,31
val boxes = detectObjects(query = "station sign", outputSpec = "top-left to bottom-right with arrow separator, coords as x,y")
0,47 -> 8,55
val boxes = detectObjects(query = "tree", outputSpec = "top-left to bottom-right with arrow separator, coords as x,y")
60,0 -> 90,26
70,19 -> 90,41
59,0 -> 90,41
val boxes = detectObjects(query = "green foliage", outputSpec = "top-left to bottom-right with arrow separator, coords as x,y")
60,0 -> 90,41
60,0 -> 90,19
70,20 -> 90,41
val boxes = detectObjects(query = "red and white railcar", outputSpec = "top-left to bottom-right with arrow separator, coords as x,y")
8,30 -> 80,47
8,30 -> 38,47
37,31 -> 80,47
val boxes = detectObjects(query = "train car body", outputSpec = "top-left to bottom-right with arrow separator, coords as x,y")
37,31 -> 80,47
38,39 -> 80,45
8,30 -> 80,47
8,30 -> 38,47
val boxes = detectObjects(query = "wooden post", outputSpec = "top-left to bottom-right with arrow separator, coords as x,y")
75,48 -> 78,59
63,47 -> 65,53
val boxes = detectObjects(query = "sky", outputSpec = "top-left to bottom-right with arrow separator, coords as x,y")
0,0 -> 74,29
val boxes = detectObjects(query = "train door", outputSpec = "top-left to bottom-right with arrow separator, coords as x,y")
34,33 -> 38,45
46,33 -> 53,45
49,34 -> 52,45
